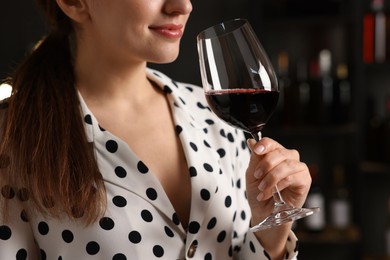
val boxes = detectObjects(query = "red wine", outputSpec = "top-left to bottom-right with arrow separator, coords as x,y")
205,89 -> 279,134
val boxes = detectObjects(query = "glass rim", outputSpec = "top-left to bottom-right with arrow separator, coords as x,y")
197,18 -> 249,40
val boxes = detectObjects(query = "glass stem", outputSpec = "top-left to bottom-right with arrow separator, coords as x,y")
272,186 -> 286,207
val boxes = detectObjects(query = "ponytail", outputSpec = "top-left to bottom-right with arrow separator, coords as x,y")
0,5 -> 106,225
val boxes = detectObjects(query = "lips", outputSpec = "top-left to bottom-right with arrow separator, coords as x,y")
149,24 -> 184,39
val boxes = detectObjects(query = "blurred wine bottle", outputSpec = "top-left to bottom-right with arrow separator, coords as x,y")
332,63 -> 351,125
363,0 -> 390,63
276,51 -> 296,126
319,49 -> 334,125
383,95 -> 390,161
308,50 -> 334,126
386,197 -> 390,256
304,164 -> 326,232
329,165 -> 351,230
296,60 -> 311,126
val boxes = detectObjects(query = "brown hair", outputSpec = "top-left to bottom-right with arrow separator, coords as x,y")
0,0 -> 106,224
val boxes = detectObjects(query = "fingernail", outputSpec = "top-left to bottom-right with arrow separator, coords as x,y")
254,145 -> 265,155
257,192 -> 264,201
258,181 -> 266,191
254,169 -> 263,179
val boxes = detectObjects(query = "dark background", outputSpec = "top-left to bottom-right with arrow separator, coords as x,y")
1,0 -> 390,259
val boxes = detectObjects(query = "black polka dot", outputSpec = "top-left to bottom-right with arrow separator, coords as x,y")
203,163 -> 213,172
115,166 -> 127,178
141,210 -> 153,222
236,179 -> 241,189
249,241 -> 256,253
229,246 -> 234,256
99,217 -> 115,230
113,253 -> 127,260
1,185 -> 15,199
0,225 -> 11,240
86,241 -> 100,255
164,226 -> 174,238
197,102 -> 208,109
227,133 -> 234,142
220,129 -> 226,137
241,140 -> 247,150
128,231 -> 142,244
225,196 -> 232,207
84,115 -> 92,125
217,148 -> 226,158
146,188 -> 158,201
16,248 -> 27,260
40,249 -> 46,259
190,142 -> 198,152
189,167 -> 197,177
200,189 -> 210,201
172,213 -> 180,226
207,217 -> 217,230
106,140 -> 118,153
17,188 -> 29,202
263,250 -> 271,259
153,245 -> 164,257
112,196 -> 127,207
205,252 -> 212,260
20,210 -> 29,222
38,222 -> 49,235
188,221 -> 200,234
62,230 -> 74,243
164,85 -> 172,93
72,207 -> 85,218
241,210 -> 247,220
175,125 -> 183,135
203,140 -> 211,148
217,230 -> 226,243
137,161 -> 149,174
205,119 -> 215,125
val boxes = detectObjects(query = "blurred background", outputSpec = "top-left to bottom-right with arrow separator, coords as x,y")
1,0 -> 390,259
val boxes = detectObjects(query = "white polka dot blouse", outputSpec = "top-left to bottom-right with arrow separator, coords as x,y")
0,68 -> 298,259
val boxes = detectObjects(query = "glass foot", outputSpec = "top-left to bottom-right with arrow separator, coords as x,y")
250,206 -> 320,232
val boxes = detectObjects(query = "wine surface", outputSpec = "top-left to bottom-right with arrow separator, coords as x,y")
205,88 -> 279,134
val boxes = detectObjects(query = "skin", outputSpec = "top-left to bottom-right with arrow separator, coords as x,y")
56,0 -> 312,259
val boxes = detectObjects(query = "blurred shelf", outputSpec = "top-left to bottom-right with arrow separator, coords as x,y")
262,15 -> 354,29
363,256 -> 390,260
364,63 -> 390,74
359,161 -> 390,174
295,225 -> 361,244
264,123 -> 358,139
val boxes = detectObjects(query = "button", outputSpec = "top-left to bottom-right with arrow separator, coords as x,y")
187,240 -> 198,258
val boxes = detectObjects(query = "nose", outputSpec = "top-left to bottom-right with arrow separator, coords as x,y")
164,0 -> 193,16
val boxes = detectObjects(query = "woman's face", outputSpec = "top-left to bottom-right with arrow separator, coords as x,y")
76,0 -> 193,65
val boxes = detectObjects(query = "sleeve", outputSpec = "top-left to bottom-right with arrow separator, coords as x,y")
231,130 -> 299,260
0,190 -> 39,260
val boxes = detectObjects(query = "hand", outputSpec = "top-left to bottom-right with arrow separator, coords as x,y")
245,137 -> 312,229
245,137 -> 312,258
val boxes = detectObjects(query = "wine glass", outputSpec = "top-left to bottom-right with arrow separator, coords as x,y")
197,18 -> 319,232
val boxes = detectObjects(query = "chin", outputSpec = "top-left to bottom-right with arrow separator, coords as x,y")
150,52 -> 180,64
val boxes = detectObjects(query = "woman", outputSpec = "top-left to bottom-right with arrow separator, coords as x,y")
0,0 -> 311,259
